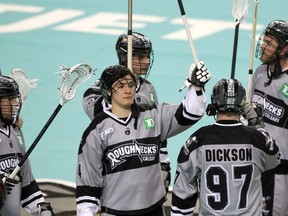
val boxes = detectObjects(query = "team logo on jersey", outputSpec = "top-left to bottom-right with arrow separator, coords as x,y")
0,156 -> 19,172
125,127 -> 130,135
144,118 -> 155,129
279,83 -> 288,98
106,139 -> 158,169
136,95 -> 141,103
253,93 -> 284,123
100,127 -> 114,140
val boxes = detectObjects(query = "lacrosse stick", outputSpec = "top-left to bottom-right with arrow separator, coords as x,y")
127,0 -> 133,71
10,68 -> 38,106
177,0 -> 199,92
247,0 -> 259,101
231,0 -> 250,79
9,63 -> 93,179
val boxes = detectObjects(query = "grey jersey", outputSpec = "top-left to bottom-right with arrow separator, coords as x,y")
83,77 -> 170,170
0,125 -> 45,215
171,121 -> 280,216
252,64 -> 288,163
76,86 -> 207,215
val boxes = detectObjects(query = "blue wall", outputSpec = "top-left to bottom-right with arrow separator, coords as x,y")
0,0 -> 287,183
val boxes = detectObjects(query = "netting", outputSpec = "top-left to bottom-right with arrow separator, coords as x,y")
58,63 -> 93,105
10,68 -> 38,105
232,0 -> 251,24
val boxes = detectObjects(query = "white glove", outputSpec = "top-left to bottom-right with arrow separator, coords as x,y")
242,101 -> 265,128
188,61 -> 211,87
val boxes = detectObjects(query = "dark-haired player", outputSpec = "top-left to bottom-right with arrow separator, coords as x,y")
77,63 -> 210,216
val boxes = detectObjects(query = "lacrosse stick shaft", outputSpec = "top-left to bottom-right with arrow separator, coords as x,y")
127,0 -> 133,71
178,0 -> 199,92
247,0 -> 259,101
231,22 -> 240,79
178,0 -> 199,64
9,62 -> 93,180
9,104 -> 63,179
231,0 -> 251,79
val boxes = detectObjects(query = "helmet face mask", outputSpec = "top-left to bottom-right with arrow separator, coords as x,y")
0,76 -> 22,125
255,20 -> 288,61
211,79 -> 246,113
115,32 -> 154,79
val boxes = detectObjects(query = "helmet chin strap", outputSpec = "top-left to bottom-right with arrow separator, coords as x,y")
265,61 -> 283,86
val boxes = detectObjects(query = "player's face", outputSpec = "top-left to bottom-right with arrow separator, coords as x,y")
111,75 -> 136,108
132,54 -> 150,79
259,34 -> 279,63
0,96 -> 21,120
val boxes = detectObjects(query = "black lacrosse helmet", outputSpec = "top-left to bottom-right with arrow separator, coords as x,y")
256,20 -> 288,58
100,65 -> 136,103
0,75 -> 22,125
115,32 -> 154,78
209,79 -> 246,114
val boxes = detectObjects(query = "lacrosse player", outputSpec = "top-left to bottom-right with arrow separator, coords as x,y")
83,32 -> 171,193
0,75 -> 55,216
77,62 -> 210,216
171,78 -> 280,216
251,20 -> 288,216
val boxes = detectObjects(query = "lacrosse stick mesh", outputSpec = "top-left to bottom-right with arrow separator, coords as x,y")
232,0 -> 251,24
10,68 -> 38,105
58,63 -> 93,105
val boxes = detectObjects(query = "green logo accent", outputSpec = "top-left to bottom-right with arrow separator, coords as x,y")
149,92 -> 155,103
144,118 -> 155,129
17,135 -> 24,146
279,83 -> 288,98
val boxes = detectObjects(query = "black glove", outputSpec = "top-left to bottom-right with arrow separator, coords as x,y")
188,61 -> 211,87
161,163 -> 171,194
0,173 -> 20,195
38,202 -> 56,216
242,101 -> 264,128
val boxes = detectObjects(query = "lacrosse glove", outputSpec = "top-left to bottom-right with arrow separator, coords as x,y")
188,61 -> 211,87
0,173 -> 20,195
161,163 -> 171,194
38,202 -> 56,216
242,101 -> 265,128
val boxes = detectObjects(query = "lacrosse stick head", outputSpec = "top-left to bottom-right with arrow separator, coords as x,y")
232,0 -> 251,24
10,68 -> 38,105
58,63 -> 93,106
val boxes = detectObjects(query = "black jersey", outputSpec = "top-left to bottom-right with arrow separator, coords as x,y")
171,120 -> 280,216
